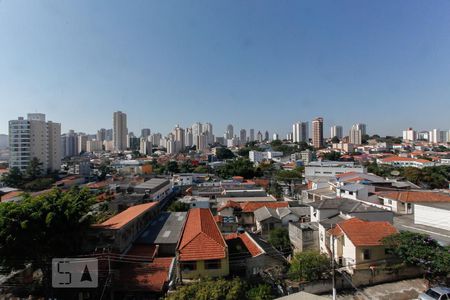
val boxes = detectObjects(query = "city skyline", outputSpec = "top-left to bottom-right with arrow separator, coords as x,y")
1,1 -> 450,135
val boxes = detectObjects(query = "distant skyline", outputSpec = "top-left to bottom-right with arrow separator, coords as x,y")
1,1 -> 450,136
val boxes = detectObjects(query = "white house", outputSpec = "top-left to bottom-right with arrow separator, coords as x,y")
414,203 -> 450,231
378,191 -> 450,215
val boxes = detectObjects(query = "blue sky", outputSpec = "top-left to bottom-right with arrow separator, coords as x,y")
1,0 -> 449,137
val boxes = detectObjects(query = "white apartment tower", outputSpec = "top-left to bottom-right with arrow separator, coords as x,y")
354,123 -> 367,136
330,125 -> 343,139
9,113 -> 61,173
349,124 -> 363,145
113,111 -> 128,151
402,128 -> 416,142
292,122 -> 308,143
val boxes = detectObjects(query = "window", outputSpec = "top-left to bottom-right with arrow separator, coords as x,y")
363,249 -> 371,260
205,259 -> 221,270
181,261 -> 197,271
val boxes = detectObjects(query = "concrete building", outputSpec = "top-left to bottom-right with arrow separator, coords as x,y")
96,128 -> 107,142
151,132 -> 162,146
402,128 -> 416,142
354,123 -> 367,136
141,128 -> 151,139
225,124 -> 234,140
292,122 -> 308,143
0,134 -> 8,149
249,129 -> 255,142
77,134 -> 88,153
312,117 -> 324,148
139,137 -> 152,155
239,129 -> 247,146
185,128 -> 193,147
349,124 -> 363,145
305,161 -> 366,178
330,125 -> 343,140
264,130 -> 269,141
9,113 -> 61,173
273,133 -> 279,141
86,140 -> 103,152
113,111 -> 128,151
173,125 -> 185,151
256,131 -> 263,142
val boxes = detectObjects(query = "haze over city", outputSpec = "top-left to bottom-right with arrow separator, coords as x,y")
1,0 -> 450,135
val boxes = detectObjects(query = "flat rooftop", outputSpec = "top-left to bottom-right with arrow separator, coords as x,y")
137,211 -> 187,245
134,178 -> 170,192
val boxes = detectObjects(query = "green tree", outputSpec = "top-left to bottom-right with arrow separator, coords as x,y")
22,178 -> 55,192
275,167 -> 303,183
166,277 -> 246,300
167,201 -> 190,212
98,160 -> 112,181
268,227 -> 290,252
26,157 -> 43,180
166,161 -> 180,174
382,231 -> 450,276
331,136 -> 340,143
270,140 -> 283,147
0,188 -> 95,283
1,167 -> 24,187
288,251 -> 331,281
246,284 -> 274,300
322,151 -> 341,161
216,147 -> 235,160
193,165 -> 209,173
179,161 -> 195,173
216,158 -> 257,179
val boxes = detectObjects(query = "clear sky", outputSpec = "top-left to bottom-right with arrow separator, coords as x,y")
1,0 -> 450,137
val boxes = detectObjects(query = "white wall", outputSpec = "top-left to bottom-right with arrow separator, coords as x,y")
414,204 -> 450,231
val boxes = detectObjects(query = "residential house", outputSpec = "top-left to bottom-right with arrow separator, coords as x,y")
414,202 -> 450,231
254,206 -> 310,236
377,156 -> 435,168
176,208 -> 229,280
378,191 -> 450,214
225,232 -> 286,277
289,222 -> 319,253
328,218 -> 397,274
90,202 -> 160,253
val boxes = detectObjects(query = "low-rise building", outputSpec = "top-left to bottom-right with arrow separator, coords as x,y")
176,208 -> 229,280
377,156 -> 435,168
305,161 -> 366,179
90,202 -> 160,253
414,203 -> 450,231
378,191 -> 450,214
328,218 -> 397,273
134,178 -> 172,201
289,222 -> 319,253
254,206 -> 310,236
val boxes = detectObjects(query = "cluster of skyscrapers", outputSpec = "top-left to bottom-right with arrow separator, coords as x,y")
403,127 -> 450,143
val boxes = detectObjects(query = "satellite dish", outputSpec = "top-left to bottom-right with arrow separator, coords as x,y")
390,170 -> 400,176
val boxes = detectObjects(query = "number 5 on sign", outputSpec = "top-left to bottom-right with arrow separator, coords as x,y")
52,258 -> 98,288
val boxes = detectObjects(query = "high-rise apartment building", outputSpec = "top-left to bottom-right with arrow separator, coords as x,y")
354,123 -> 367,136
151,133 -> 162,146
225,124 -> 234,140
240,129 -> 247,145
264,131 -> 269,141
257,131 -> 263,142
330,125 -> 343,140
273,133 -> 279,141
9,113 -> 61,173
141,128 -> 151,139
203,122 -> 214,144
402,128 -> 416,142
292,122 -> 308,143
185,128 -> 193,147
96,128 -> 107,142
312,117 -> 324,148
249,129 -> 255,142
173,125 -> 185,152
349,124 -> 362,145
77,134 -> 88,153
113,111 -> 128,151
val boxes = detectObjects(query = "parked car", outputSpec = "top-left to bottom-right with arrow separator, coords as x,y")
419,287 -> 450,300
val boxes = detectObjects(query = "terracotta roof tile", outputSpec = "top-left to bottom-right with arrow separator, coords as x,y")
378,191 -> 450,203
329,218 -> 397,247
240,201 -> 289,213
224,232 -> 263,257
178,208 -> 227,261
93,202 -> 158,229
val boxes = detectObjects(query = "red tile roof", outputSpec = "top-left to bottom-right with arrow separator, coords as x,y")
329,218 -> 397,247
224,233 -> 263,257
0,191 -> 23,201
178,208 -> 227,261
93,202 -> 158,229
240,201 -> 289,213
379,156 -> 431,164
377,191 -> 450,203
217,200 -> 242,212
126,244 -> 158,260
115,257 -> 173,292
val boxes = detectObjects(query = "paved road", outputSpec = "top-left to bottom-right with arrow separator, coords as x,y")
394,214 -> 450,246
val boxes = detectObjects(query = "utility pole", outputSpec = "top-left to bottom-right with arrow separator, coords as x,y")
331,229 -> 337,300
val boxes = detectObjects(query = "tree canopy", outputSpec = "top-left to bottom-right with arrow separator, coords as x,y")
268,227 -> 290,253
382,231 -> 450,277
288,251 -> 331,282
0,188 -> 95,272
166,277 -> 274,300
215,147 -> 235,160
216,158 -> 260,179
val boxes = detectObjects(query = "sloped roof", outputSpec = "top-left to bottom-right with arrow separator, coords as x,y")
377,191 -> 450,203
93,202 -> 158,230
225,232 -> 263,257
177,208 -> 227,261
329,218 -> 397,246
240,201 -> 289,213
